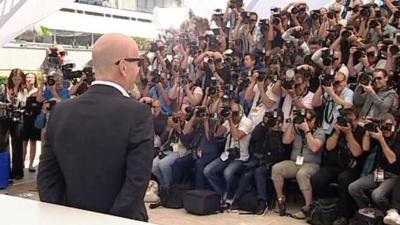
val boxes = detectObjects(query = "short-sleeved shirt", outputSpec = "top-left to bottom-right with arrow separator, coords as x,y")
322,87 -> 354,133
282,90 -> 314,131
220,116 -> 254,162
149,84 -> 172,115
290,127 -> 325,164
247,83 -> 280,127
43,87 -> 70,101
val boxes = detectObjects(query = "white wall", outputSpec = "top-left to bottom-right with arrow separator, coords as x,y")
0,46 -> 92,76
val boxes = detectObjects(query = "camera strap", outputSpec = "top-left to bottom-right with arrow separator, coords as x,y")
289,89 -> 309,117
323,97 -> 335,124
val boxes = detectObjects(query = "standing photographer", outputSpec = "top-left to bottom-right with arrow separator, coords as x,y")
36,71 -> 70,103
312,71 -> 353,133
149,71 -> 172,115
204,102 -> 253,208
0,69 -> 27,180
349,113 -> 400,215
271,109 -> 325,219
311,108 -> 365,225
232,11 -> 258,54
353,68 -> 398,119
40,45 -> 68,74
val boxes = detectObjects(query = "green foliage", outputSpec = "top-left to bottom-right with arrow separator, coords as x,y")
132,37 -> 150,50
0,76 -> 7,85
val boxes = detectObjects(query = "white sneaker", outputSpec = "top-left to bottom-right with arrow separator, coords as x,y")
384,209 -> 400,225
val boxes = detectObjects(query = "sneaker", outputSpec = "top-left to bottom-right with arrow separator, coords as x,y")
292,206 -> 310,220
384,209 -> 400,225
333,217 -> 349,225
359,208 -> 376,218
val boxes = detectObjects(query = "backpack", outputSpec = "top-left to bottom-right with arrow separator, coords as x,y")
183,189 -> 221,215
307,199 -> 338,225
237,191 -> 259,214
159,184 -> 193,209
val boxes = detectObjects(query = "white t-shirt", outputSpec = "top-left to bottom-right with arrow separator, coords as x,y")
247,83 -> 280,127
281,90 -> 314,131
220,116 -> 253,162
321,87 -> 354,133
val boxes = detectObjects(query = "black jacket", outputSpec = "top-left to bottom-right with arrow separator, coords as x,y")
37,84 -> 154,221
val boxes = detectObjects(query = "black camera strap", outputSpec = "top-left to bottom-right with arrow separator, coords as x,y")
289,89 -> 309,117
323,97 -> 335,124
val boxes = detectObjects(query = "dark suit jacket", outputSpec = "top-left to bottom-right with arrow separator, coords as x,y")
37,84 -> 154,221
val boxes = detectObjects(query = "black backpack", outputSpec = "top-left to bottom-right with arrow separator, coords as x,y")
159,184 -> 192,209
183,189 -> 221,215
237,191 -> 259,214
307,199 -> 338,225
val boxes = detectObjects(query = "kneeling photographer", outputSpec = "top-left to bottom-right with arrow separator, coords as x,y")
349,113 -> 400,216
271,109 -> 326,219
203,102 -> 253,208
311,108 -> 365,225
152,112 -> 189,187
170,106 -> 220,189
231,109 -> 286,215
312,71 -> 353,133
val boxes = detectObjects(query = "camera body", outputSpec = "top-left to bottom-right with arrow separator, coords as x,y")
336,109 -> 351,127
353,48 -> 366,60
227,147 -> 240,160
259,19 -> 269,33
310,10 -> 320,20
220,105 -> 232,118
321,48 -> 335,66
241,11 -> 252,24
271,7 -> 281,25
320,73 -> 334,86
151,69 -> 162,83
263,109 -> 283,127
358,72 -> 374,85
293,109 -> 306,124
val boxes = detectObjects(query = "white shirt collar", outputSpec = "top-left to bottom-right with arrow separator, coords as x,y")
91,80 -> 130,97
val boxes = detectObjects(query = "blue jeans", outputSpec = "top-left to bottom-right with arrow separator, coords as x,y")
203,158 -> 243,199
152,151 -> 180,186
172,151 -> 219,189
233,165 -> 268,203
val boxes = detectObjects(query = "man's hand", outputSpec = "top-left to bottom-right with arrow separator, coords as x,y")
361,83 -> 375,94
337,124 -> 352,134
370,128 -> 384,142
298,121 -> 310,132
322,84 -> 335,95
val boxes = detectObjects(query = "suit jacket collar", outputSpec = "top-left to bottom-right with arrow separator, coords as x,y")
91,81 -> 130,97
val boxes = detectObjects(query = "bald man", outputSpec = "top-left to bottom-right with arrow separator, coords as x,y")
38,34 -> 154,221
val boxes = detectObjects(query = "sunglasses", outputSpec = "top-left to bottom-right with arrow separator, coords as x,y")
374,76 -> 383,81
115,57 -> 143,66
59,51 -> 66,56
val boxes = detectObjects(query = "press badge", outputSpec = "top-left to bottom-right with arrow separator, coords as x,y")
296,156 -> 304,165
374,168 -> 385,183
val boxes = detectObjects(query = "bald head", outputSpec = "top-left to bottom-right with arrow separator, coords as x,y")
92,34 -> 139,78
92,34 -> 140,91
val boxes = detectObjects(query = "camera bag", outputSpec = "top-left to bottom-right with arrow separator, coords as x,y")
183,189 -> 221,215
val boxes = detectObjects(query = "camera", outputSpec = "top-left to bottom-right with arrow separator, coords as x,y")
263,109 -> 283,127
181,73 -> 190,86
241,11 -> 252,24
254,69 -> 267,82
149,42 -> 163,53
282,79 -> 295,90
46,75 -> 56,86
229,0 -> 243,8
358,72 -> 374,85
293,109 -> 306,124
336,109 -> 352,127
209,76 -> 218,96
321,48 -> 335,66
195,106 -> 207,118
320,73 -> 334,86
341,29 -> 352,39
327,11 -> 335,19
271,7 -> 281,25
360,5 -> 371,17
390,45 -> 400,55
45,100 -> 57,111
227,147 -> 240,160
259,19 -> 269,33
369,19 -> 379,28
364,119 -> 382,132
353,48 -> 366,60
310,10 -> 320,20
151,69 -> 162,83
220,105 -> 232,118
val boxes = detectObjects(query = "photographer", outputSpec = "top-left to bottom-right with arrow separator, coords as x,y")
353,68 -> 398,119
281,26 -> 311,56
168,74 -> 203,112
231,109 -> 286,215
312,71 -> 353,133
367,9 -> 398,44
348,44 -> 386,76
284,1 -> 312,31
271,109 -> 325,219
196,51 -> 231,85
349,113 -> 400,215
40,45 -> 68,74
150,99 -> 168,156
232,11 -> 258,54
170,106 -> 220,189
152,112 -> 188,187
149,71 -> 172,115
245,70 -> 280,126
0,69 -> 27,180
311,108 -> 365,225
36,71 -> 70,103
273,72 -> 314,131
148,40 -> 168,73
203,102 -> 253,208
311,48 -> 350,78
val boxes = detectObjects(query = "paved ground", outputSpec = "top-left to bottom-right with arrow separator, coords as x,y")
0,142 -> 307,225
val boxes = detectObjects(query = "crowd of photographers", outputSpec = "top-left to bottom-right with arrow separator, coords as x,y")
2,0 -> 400,224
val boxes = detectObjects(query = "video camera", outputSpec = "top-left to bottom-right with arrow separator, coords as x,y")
62,64 -> 96,85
